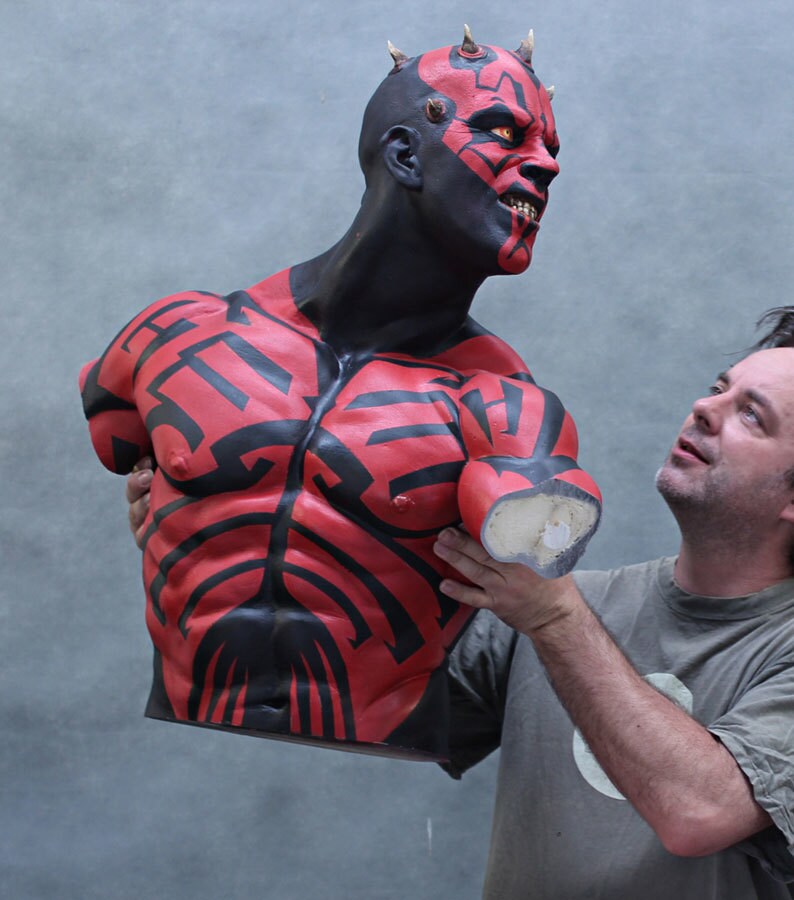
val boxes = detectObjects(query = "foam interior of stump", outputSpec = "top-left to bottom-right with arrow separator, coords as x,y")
484,492 -> 599,568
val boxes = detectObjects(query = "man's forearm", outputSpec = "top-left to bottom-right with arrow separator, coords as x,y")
526,578 -> 771,856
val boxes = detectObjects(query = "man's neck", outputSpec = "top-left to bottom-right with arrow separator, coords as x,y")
674,539 -> 792,597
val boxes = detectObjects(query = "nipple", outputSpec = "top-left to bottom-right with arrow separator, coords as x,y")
391,495 -> 415,514
168,451 -> 190,477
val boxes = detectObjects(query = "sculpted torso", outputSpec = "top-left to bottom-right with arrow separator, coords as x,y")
82,268 -> 596,757
80,33 -> 602,759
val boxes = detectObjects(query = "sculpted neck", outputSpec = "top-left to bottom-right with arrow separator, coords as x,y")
291,195 -> 486,355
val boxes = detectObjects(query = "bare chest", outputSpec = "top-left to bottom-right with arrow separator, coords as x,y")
135,312 -> 467,528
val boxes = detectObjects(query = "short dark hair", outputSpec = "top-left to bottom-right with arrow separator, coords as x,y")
752,307 -> 794,485
754,309 -> 794,571
752,307 -> 794,350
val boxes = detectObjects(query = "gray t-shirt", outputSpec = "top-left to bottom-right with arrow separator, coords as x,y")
446,557 -> 794,899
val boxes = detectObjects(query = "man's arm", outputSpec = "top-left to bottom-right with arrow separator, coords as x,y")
433,527 -> 773,857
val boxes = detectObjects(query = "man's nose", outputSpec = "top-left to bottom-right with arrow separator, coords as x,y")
691,394 -> 722,433
520,161 -> 559,191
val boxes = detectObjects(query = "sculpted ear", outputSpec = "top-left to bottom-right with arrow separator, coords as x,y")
381,126 -> 423,190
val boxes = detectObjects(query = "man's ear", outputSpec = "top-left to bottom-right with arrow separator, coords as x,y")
381,126 -> 423,190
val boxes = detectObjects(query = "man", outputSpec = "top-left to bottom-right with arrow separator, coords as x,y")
428,309 -> 794,897
81,29 -> 601,760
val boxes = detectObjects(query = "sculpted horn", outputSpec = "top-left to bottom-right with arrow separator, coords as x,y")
425,97 -> 446,122
459,23 -> 482,57
387,40 -> 409,69
516,29 -> 534,65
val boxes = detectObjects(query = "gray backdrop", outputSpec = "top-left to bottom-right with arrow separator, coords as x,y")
4,1 -> 794,898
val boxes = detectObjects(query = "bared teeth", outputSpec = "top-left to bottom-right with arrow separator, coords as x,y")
503,195 -> 538,220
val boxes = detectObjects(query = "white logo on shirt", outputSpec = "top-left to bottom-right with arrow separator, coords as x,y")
572,672 -> 694,800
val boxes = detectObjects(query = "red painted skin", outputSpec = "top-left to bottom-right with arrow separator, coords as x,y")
417,44 -> 559,274
80,40 -> 600,759
80,272 -> 598,757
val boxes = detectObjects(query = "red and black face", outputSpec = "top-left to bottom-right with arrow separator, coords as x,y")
415,43 -> 559,274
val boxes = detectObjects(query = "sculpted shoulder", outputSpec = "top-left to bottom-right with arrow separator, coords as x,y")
428,316 -> 534,383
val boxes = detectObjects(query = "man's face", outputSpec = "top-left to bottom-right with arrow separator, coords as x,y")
415,44 -> 559,275
656,349 -> 794,531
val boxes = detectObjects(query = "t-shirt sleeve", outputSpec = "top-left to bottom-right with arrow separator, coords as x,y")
708,661 -> 794,882
442,610 -> 518,779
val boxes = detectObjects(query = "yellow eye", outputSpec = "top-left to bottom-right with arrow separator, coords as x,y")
491,125 -> 514,142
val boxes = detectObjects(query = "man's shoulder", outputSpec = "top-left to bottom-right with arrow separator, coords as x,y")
575,557 -> 666,582
574,558 -> 669,606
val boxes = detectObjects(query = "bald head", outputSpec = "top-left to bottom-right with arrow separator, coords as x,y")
356,34 -> 560,275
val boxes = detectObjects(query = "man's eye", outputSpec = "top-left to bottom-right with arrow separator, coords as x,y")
491,126 -> 514,142
708,384 -> 724,395
743,405 -> 760,424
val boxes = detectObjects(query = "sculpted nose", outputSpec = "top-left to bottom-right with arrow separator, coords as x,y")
520,161 -> 558,191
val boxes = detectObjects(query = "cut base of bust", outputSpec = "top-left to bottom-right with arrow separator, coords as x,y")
482,480 -> 600,578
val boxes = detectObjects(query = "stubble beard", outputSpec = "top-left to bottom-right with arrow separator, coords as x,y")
655,461 -> 720,543
655,458 -> 787,553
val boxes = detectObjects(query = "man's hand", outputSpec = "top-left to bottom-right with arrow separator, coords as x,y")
433,527 -> 580,635
126,457 -> 154,549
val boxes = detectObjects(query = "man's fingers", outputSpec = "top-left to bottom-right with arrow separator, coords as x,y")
133,519 -> 148,551
437,527 -> 493,563
126,457 -> 155,548
126,468 -> 153,503
128,493 -> 150,538
131,456 -> 154,474
438,577 -> 494,610
433,528 -> 500,587
127,456 -> 154,502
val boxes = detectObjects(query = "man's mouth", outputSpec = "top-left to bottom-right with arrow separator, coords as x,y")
500,193 -> 540,222
677,437 -> 710,464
